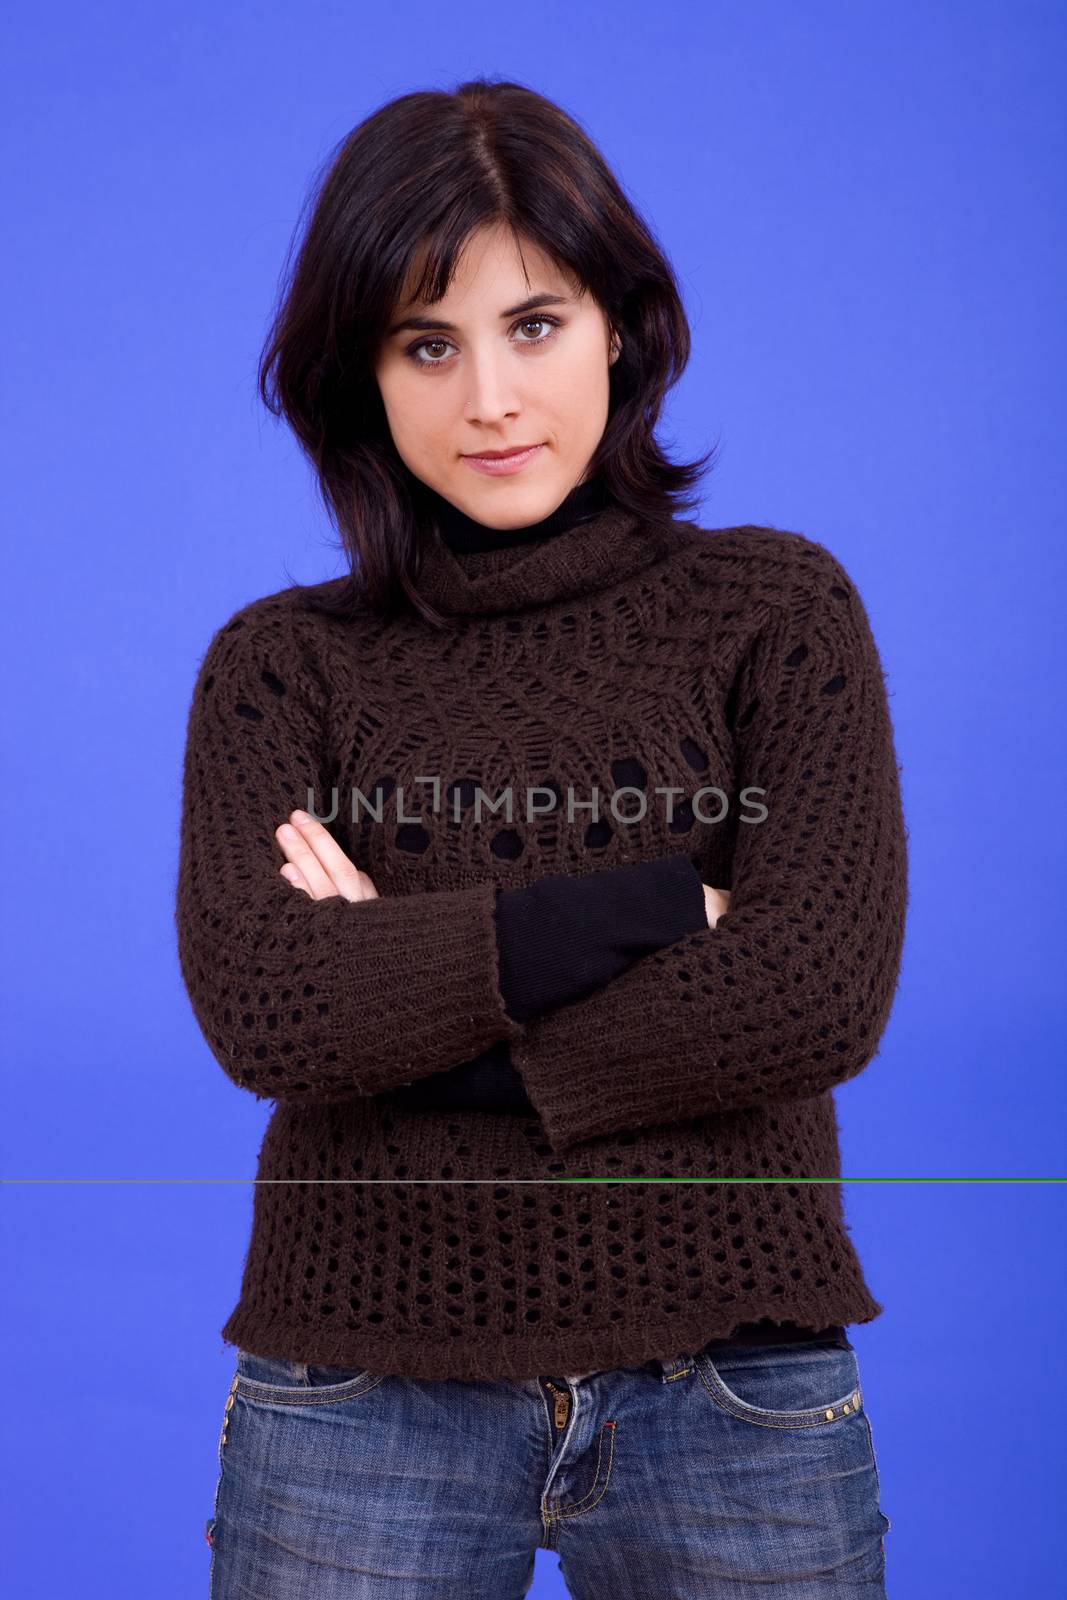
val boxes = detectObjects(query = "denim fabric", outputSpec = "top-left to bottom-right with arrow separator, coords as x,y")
205,1336 -> 891,1597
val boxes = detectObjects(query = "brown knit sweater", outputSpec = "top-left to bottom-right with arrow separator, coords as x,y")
174,503 -> 909,1380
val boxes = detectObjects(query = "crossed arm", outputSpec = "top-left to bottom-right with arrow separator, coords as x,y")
176,603 -> 720,1106
273,807 -> 727,1025
177,546 -> 907,1148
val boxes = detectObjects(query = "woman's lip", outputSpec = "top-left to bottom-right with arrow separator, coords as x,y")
462,444 -> 545,476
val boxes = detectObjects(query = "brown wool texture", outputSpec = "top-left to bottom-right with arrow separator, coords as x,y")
175,505 -> 909,1381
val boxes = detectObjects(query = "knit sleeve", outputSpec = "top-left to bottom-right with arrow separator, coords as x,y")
174,600 -> 524,1103
388,858 -> 707,1116
510,548 -> 909,1156
494,853 -> 709,1021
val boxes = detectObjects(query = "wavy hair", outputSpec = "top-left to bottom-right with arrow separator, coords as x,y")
258,76 -> 719,626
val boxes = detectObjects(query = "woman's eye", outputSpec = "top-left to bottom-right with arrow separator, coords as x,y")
510,314 -> 561,345
407,315 -> 561,368
413,339 -> 451,364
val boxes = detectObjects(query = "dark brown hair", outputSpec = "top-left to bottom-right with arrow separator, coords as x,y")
259,76 -> 719,626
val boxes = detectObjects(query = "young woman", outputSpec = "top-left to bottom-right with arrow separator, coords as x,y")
178,76 -> 906,1598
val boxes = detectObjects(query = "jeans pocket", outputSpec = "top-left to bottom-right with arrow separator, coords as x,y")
305,1360 -> 376,1388
234,1345 -> 385,1405
235,1346 -> 305,1387
693,1341 -> 863,1430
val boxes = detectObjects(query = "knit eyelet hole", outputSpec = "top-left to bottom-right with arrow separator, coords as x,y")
447,777 -> 481,811
669,798 -> 696,834
680,737 -> 709,772
611,756 -> 647,789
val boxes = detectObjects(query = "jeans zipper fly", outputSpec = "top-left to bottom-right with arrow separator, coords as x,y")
544,1381 -> 570,1429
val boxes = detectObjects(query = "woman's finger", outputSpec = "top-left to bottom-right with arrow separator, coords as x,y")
275,820 -> 341,899
288,810 -> 378,901
701,883 -> 732,928
280,862 -> 312,897
279,811 -> 378,902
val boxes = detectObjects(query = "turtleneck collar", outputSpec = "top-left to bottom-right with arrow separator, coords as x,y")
429,472 -> 612,554
411,475 -> 679,619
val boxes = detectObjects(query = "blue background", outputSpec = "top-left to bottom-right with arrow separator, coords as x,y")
2,1 -> 1064,1594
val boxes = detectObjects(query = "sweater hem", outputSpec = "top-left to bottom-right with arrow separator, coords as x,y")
220,1287 -> 884,1383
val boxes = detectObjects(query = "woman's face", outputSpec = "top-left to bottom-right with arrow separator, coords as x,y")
374,223 -> 618,527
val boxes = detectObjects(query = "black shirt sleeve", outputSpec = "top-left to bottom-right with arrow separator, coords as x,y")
389,854 -> 709,1115
494,853 -> 708,1023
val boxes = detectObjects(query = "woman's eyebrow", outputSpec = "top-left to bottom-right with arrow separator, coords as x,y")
386,292 -> 573,338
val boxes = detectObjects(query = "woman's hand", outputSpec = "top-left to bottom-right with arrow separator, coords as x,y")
275,810 -> 380,902
703,883 -> 731,928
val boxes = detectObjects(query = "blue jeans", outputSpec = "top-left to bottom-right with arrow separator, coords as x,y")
206,1336 -> 891,1597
